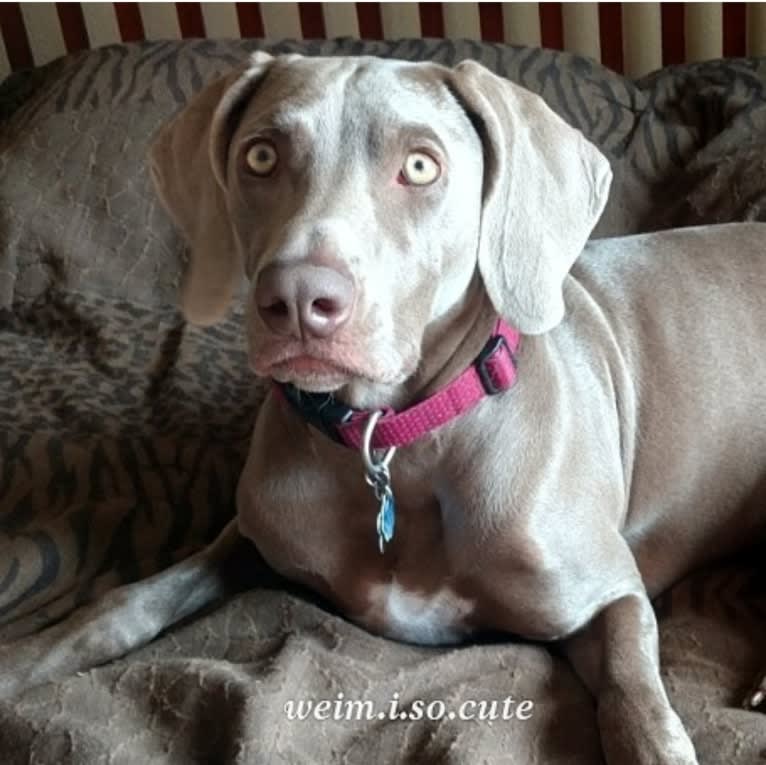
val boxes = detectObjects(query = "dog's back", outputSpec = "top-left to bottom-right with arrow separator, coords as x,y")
569,222 -> 766,592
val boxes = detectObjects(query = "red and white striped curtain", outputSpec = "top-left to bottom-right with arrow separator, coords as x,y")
1,3 -> 763,81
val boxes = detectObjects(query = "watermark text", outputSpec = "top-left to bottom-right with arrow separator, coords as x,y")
284,692 -> 535,725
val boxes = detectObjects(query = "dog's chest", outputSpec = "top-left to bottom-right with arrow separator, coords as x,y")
237,447 -> 482,643
237,421 -> 603,645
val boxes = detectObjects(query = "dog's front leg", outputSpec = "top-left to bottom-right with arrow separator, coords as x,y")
0,518 -> 247,700
563,591 -> 698,765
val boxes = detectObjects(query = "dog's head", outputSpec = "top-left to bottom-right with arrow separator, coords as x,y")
150,53 -> 611,406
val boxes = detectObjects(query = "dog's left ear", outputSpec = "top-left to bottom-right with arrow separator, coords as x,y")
449,60 -> 612,334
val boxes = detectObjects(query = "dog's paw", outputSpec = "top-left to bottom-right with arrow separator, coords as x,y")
743,673 -> 766,711
598,687 -> 699,765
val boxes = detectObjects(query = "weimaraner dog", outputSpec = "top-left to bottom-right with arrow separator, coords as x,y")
1,52 -> 765,764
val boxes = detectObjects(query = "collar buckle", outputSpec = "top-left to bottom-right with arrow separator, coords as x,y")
474,334 -> 514,396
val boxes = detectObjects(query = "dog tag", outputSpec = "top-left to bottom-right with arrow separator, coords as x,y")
361,410 -> 397,554
376,487 -> 396,554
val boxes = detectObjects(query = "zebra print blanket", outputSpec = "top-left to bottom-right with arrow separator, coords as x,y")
0,39 -> 764,764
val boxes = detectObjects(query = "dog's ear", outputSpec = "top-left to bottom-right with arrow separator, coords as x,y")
149,51 -> 274,325
449,60 -> 612,334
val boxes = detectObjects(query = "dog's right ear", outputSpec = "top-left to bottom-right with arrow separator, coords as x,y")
149,52 -> 274,325
448,60 -> 611,335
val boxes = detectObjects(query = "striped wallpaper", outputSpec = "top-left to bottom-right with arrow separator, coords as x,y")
0,2 -> 763,82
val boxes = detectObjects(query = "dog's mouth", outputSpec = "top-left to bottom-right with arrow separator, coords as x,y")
252,335 -> 419,394
253,341 -> 387,390
269,355 -> 360,391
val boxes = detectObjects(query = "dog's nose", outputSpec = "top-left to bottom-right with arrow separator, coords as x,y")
255,262 -> 354,339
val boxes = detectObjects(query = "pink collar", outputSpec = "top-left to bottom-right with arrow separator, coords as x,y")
275,318 -> 521,450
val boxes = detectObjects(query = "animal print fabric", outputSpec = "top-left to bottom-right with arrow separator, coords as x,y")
0,39 -> 764,764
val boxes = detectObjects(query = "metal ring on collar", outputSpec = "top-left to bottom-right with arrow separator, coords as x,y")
361,410 -> 396,478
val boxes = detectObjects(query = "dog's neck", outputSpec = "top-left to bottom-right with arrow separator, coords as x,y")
401,280 -> 499,408
273,276 -> 517,455
344,275 -> 498,413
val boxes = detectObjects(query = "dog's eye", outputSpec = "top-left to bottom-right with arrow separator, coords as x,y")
244,140 -> 278,176
401,151 -> 440,186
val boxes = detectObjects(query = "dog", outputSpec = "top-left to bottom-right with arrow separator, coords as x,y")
1,52 -> 764,765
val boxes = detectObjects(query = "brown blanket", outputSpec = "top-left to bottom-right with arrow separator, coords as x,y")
0,39 -> 764,764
